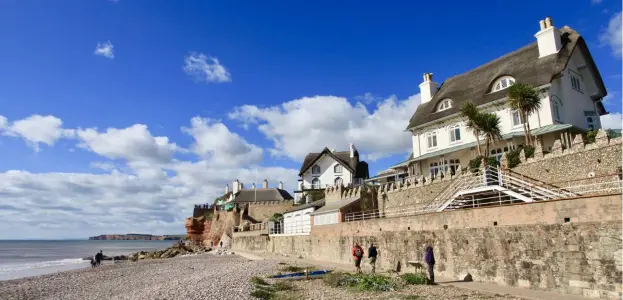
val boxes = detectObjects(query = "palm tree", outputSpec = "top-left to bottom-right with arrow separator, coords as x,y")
460,102 -> 483,157
479,113 -> 503,156
508,84 -> 541,146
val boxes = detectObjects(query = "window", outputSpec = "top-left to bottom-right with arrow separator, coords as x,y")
311,178 -> 321,189
552,100 -> 561,121
437,99 -> 453,112
511,110 -> 524,127
334,177 -> 343,186
429,162 -> 440,178
490,148 -> 505,162
585,111 -> 597,130
311,165 -> 321,175
449,125 -> 461,143
491,76 -> 516,92
570,71 -> 582,92
426,131 -> 438,149
447,159 -> 461,175
334,164 -> 342,173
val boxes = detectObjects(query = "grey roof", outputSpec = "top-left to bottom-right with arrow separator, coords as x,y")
310,197 -> 361,215
283,199 -> 325,214
231,188 -> 294,203
406,26 -> 607,130
299,147 -> 369,178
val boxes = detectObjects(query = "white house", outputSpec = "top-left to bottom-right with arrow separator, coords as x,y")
280,199 -> 325,234
293,143 -> 369,203
389,16 -> 608,178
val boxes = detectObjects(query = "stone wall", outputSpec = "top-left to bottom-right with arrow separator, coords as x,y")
380,180 -> 453,210
247,200 -> 294,221
508,130 -> 622,185
233,194 -> 623,299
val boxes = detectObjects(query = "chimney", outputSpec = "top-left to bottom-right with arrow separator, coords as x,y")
263,179 -> 268,189
279,181 -> 283,190
252,183 -> 256,190
349,143 -> 357,158
225,184 -> 230,194
419,73 -> 438,104
535,16 -> 562,58
233,180 -> 240,194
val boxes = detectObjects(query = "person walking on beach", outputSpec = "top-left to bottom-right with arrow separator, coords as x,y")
368,243 -> 378,274
424,245 -> 435,284
95,250 -> 103,266
352,242 -> 364,274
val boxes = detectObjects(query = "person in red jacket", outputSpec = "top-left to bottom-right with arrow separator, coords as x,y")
352,242 -> 364,274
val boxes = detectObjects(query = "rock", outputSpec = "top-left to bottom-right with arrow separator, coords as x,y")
138,254 -> 146,260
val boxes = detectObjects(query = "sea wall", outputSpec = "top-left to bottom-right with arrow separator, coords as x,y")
233,194 -> 623,299
509,130 -> 622,184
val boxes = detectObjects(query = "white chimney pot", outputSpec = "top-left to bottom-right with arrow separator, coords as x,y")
535,17 -> 561,58
419,73 -> 438,104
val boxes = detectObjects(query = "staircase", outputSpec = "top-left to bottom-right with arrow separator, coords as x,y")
428,166 -> 572,212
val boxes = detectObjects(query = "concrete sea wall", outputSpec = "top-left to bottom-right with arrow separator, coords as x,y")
233,194 -> 623,299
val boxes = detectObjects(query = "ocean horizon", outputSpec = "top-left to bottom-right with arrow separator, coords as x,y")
0,240 -> 174,281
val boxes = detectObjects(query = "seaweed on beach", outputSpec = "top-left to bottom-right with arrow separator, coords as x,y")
323,272 -> 396,292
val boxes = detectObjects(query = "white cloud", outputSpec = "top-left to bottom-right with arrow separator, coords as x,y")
0,113 -> 298,239
229,94 -> 421,161
183,52 -> 231,83
182,117 -> 263,167
2,115 -> 74,151
94,41 -> 115,59
75,124 -> 180,163
600,12 -> 622,58
601,113 -> 622,129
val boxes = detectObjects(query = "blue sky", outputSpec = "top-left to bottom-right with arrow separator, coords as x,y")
0,0 -> 621,239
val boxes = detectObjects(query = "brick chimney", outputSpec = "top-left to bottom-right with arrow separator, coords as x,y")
535,16 -> 562,58
419,73 -> 438,104
263,179 -> 268,189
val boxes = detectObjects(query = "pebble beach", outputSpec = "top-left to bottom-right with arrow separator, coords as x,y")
0,252 -> 278,300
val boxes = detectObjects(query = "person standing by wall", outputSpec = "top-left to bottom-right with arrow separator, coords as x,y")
424,244 -> 435,284
368,243 -> 378,274
352,242 -> 364,274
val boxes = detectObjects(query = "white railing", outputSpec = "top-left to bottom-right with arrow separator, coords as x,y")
344,168 -> 622,222
269,219 -> 312,235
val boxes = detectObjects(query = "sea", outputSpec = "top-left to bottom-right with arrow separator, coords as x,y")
0,240 -> 175,281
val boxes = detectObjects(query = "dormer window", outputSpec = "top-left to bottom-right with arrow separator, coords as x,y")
312,165 -> 321,175
334,164 -> 342,173
437,99 -> 453,112
491,76 -> 516,92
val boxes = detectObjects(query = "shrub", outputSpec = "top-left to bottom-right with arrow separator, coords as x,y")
400,273 -> 428,285
469,157 -> 482,170
273,281 -> 294,291
251,276 -> 269,286
323,272 -> 395,291
505,149 -> 521,168
523,145 -> 535,158
250,289 -> 273,300
585,129 -> 598,144
485,156 -> 499,167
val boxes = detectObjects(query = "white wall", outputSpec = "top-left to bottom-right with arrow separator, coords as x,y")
283,207 -> 314,234
313,211 -> 339,226
302,154 -> 352,189
551,48 -> 602,131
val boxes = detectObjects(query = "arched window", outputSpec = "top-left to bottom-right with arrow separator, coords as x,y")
334,164 -> 342,173
437,99 -> 453,112
311,178 -> 321,189
334,177 -> 343,186
311,165 -> 321,175
491,76 -> 516,92
552,99 -> 562,121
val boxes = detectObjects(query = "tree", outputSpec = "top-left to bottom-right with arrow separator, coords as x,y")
480,113 -> 503,156
460,102 -> 483,156
508,84 -> 541,146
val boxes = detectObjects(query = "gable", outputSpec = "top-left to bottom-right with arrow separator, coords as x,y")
299,148 -> 355,175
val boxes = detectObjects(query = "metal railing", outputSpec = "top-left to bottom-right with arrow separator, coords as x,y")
344,167 -> 622,222
269,219 -> 312,235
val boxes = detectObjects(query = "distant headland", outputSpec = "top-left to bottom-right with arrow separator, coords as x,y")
88,234 -> 184,241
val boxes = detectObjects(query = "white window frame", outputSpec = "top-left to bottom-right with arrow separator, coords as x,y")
311,165 -> 321,175
511,110 -> 524,128
448,124 -> 461,143
437,99 -> 453,112
552,100 -> 562,122
334,177 -> 343,186
426,131 -> 438,149
311,178 -> 321,189
569,70 -> 583,92
333,164 -> 342,173
491,76 -> 516,92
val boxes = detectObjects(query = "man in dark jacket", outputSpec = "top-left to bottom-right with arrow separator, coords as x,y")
368,243 -> 378,274
424,245 -> 435,284
95,250 -> 103,266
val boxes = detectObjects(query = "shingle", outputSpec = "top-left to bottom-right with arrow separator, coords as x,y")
406,27 -> 606,130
